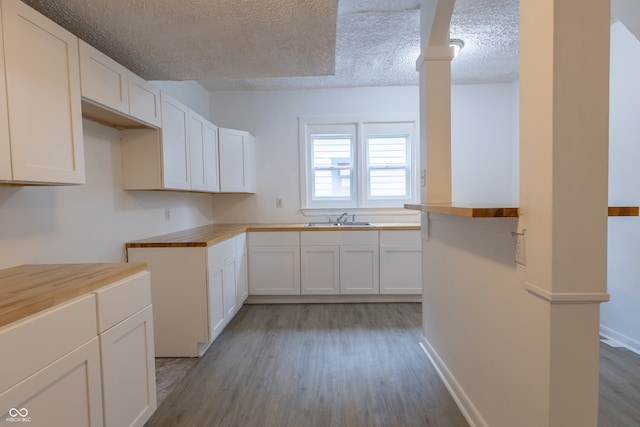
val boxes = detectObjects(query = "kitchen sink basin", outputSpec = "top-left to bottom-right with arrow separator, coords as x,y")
304,222 -> 373,227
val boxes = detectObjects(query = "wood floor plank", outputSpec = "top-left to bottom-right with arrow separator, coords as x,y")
598,342 -> 640,427
146,303 -> 469,427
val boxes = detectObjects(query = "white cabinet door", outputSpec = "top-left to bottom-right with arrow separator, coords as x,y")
128,72 -> 161,128
100,306 -> 156,427
189,111 -> 219,192
340,245 -> 379,294
208,262 -> 226,342
78,39 -> 129,115
1,0 -> 84,184
160,94 -> 190,190
203,121 -> 220,192
301,245 -> 340,295
0,337 -> 104,427
218,127 -> 256,193
379,230 -> 422,295
249,246 -> 301,295
223,256 -> 238,320
236,234 -> 248,305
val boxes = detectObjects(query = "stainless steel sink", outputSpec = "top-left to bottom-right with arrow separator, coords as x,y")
304,222 -> 373,227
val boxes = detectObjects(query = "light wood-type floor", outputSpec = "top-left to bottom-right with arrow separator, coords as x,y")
146,303 -> 469,427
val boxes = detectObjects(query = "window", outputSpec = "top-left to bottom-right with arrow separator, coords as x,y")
300,118 -> 418,210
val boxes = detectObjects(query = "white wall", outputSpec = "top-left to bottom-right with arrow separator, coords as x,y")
151,80 -> 211,119
451,83 -> 519,205
208,86 -> 422,223
602,21 -> 640,353
0,118 -> 214,270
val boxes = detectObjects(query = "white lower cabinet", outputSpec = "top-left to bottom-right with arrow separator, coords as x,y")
94,271 -> 156,427
300,245 -> 340,294
0,337 -> 104,427
252,229 -> 421,297
300,231 -> 379,295
127,235 -> 246,357
379,230 -> 422,294
340,244 -> 379,294
248,232 -> 301,295
0,270 -> 156,427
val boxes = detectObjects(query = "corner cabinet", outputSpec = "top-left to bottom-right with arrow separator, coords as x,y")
219,127 -> 256,193
0,0 -> 85,185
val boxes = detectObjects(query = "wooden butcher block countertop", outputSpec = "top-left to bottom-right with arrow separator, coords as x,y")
0,263 -> 147,328
125,223 -> 421,249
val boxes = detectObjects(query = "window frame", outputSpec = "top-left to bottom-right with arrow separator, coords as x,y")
299,116 -> 418,212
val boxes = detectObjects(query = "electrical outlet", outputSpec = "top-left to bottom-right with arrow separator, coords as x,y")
165,208 -> 171,221
276,198 -> 283,208
515,234 -> 526,265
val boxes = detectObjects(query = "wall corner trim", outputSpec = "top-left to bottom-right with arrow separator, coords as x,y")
419,337 -> 487,427
524,283 -> 610,304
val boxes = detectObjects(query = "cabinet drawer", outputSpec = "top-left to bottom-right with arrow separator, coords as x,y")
93,271 -> 151,333
249,231 -> 300,247
380,230 -> 421,246
0,294 -> 97,393
208,238 -> 236,266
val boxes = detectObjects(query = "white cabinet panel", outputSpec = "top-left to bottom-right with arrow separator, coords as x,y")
235,233 -> 248,305
0,337 -> 104,427
100,306 -> 156,427
79,39 -> 129,115
379,231 -> 421,295
223,257 -> 238,319
1,0 -> 84,184
128,72 -> 161,127
218,127 -> 256,193
208,263 -> 226,342
189,111 -> 219,192
0,294 -> 97,393
160,94 -> 190,190
340,245 -> 379,294
301,245 -> 340,295
249,246 -> 301,295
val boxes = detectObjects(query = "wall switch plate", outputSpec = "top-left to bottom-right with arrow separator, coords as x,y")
515,234 -> 526,265
165,208 -> 171,221
276,198 -> 283,208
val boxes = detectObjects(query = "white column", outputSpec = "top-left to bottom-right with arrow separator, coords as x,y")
520,0 -> 610,425
418,46 -> 454,204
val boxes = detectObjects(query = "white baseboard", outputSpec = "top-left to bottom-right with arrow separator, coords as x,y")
419,337 -> 487,427
600,324 -> 640,356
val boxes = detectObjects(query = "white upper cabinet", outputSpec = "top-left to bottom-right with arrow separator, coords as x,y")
160,94 -> 191,190
218,127 -> 256,193
0,0 -> 85,184
128,72 -> 161,127
79,39 -> 161,128
0,5 -> 10,182
79,39 -> 129,116
189,110 -> 220,192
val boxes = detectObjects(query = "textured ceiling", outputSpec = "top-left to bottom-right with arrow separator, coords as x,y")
22,0 -> 520,91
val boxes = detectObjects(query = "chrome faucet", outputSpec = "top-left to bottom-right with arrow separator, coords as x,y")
336,212 -> 349,223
